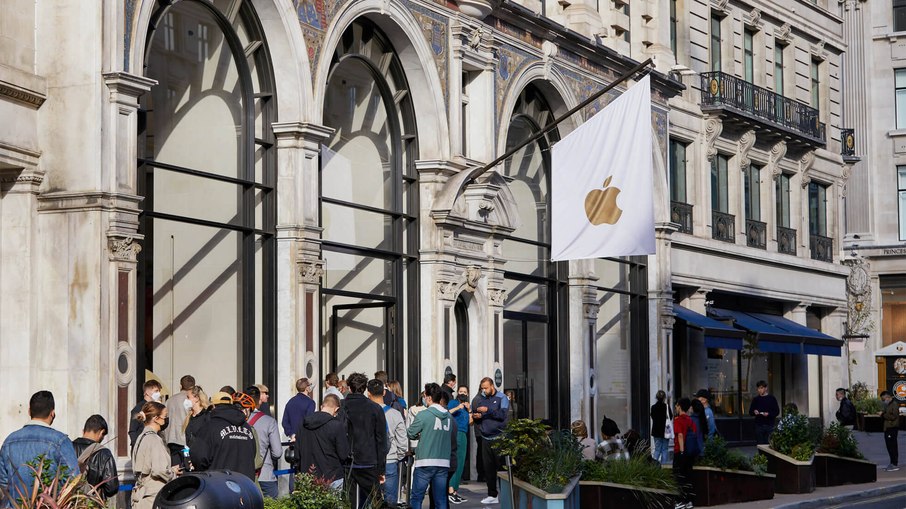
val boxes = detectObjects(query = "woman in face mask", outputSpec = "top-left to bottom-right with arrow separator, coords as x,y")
132,402 -> 181,509
182,386 -> 211,450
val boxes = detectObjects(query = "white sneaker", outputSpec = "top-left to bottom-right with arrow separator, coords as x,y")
480,496 -> 499,504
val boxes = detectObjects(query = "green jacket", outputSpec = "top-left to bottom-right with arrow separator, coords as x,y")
882,399 -> 901,430
407,405 -> 452,468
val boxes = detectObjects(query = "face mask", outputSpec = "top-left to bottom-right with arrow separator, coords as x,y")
421,398 -> 427,407
481,390 -> 487,398
151,391 -> 162,402
183,399 -> 194,411
159,417 -> 169,431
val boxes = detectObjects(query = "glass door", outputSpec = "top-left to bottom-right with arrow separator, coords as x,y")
504,312 -> 549,421
329,302 -> 393,376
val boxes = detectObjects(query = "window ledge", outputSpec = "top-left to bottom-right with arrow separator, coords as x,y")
873,31 -> 906,42
888,129 -> 906,138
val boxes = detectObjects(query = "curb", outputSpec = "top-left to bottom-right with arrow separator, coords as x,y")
774,483 -> 906,509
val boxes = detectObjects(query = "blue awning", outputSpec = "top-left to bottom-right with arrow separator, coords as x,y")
709,308 -> 842,357
674,305 -> 746,350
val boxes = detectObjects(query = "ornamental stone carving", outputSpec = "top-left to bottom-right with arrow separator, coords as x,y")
737,130 -> 756,171
705,117 -> 723,162
464,266 -> 482,292
298,259 -> 325,284
108,236 -> 142,262
799,151 -> 816,188
488,288 -> 507,306
843,258 -> 874,336
584,303 -> 600,320
744,8 -> 763,31
775,23 -> 792,45
769,141 -> 787,179
437,280 -> 460,300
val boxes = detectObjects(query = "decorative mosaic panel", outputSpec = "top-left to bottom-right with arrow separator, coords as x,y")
406,0 -> 449,104
492,18 -> 544,49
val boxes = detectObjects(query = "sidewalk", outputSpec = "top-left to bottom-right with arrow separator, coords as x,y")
446,431 -> 906,509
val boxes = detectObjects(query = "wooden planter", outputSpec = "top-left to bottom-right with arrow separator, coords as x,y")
814,453 -> 877,487
757,445 -> 815,494
689,466 -> 775,506
498,472 -> 581,509
579,480 -> 679,509
856,414 -> 884,432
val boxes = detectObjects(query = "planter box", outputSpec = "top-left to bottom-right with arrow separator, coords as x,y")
498,472 -> 580,509
856,414 -> 884,432
814,453 -> 877,487
579,480 -> 679,509
689,466 -> 775,506
757,445 -> 815,494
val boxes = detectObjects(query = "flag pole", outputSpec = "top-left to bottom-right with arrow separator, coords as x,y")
463,58 -> 653,186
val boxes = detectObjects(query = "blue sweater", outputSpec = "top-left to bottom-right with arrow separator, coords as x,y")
472,391 -> 508,439
282,393 -> 315,437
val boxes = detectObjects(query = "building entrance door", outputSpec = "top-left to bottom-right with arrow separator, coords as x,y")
455,297 -> 469,386
329,302 -> 394,376
503,312 -> 549,420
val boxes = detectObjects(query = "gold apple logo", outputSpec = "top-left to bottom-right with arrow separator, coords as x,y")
584,176 -> 623,225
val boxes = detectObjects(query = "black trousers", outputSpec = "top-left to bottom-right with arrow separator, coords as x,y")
884,427 -> 899,466
673,452 -> 695,503
480,437 -> 502,498
346,467 -> 381,509
475,434 -> 485,482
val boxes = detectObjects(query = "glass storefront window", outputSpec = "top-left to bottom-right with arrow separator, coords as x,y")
706,348 -> 738,417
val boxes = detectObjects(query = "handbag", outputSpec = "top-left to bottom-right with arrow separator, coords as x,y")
664,418 -> 675,440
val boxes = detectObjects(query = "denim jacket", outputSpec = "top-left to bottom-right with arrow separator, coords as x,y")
0,422 -> 80,507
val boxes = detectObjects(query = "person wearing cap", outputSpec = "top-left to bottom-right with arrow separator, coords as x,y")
255,384 -> 272,416
695,389 -> 718,439
190,391 -> 258,480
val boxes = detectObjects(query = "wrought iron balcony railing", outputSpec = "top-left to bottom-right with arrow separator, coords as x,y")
841,128 -> 856,157
671,201 -> 693,234
745,219 -> 767,250
712,210 -> 735,243
810,234 -> 834,262
700,71 -> 826,145
777,226 -> 797,255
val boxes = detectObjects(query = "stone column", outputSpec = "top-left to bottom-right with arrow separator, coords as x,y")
788,303 -> 813,416
568,259 -> 598,430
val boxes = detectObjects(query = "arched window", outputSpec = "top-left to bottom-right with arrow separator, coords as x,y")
501,84 -> 569,426
137,0 -> 276,392
321,19 -> 418,391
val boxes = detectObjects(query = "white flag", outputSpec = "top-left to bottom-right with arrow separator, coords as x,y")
551,75 -> 655,261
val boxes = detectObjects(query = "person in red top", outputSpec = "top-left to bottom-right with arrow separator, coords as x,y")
672,397 -> 697,509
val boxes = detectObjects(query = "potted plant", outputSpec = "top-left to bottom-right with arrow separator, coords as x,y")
757,409 -> 818,494
579,443 -> 679,509
493,418 -> 583,509
263,472 -> 350,509
814,422 -> 877,486
2,456 -> 107,509
690,436 -> 775,506
850,381 -> 884,432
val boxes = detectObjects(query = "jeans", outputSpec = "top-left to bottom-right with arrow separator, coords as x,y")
384,461 -> 399,505
652,437 -> 669,465
410,466 -> 448,509
480,436 -> 502,498
884,428 -> 899,466
755,424 -> 774,445
449,432 -> 467,491
259,481 -> 278,499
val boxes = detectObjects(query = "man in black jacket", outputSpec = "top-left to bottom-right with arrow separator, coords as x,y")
340,373 -> 388,509
295,394 -> 349,486
190,391 -> 257,480
72,415 -> 119,501
835,388 -> 856,429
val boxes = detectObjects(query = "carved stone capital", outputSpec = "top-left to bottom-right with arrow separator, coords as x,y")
584,303 -> 600,320
705,117 -> 723,162
437,280 -> 460,301
108,236 -> 142,263
298,259 -> 325,285
488,288 -> 507,307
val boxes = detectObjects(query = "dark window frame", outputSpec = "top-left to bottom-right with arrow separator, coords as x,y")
669,138 -> 688,203
711,153 -> 729,213
895,0 -> 906,32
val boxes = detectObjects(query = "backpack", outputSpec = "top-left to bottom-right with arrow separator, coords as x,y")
248,411 -> 266,477
684,421 -> 703,457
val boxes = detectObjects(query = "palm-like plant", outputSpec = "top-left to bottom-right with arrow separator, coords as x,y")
3,456 -> 106,509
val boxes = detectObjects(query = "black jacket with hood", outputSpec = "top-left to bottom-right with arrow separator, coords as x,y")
295,411 -> 350,482
72,437 -> 119,499
190,404 -> 257,480
338,393 -> 388,474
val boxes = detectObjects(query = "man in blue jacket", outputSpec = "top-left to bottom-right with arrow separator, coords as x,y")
471,377 -> 508,505
0,391 -> 80,507
282,377 -> 315,438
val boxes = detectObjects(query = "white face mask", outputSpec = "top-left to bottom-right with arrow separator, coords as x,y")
183,398 -> 194,411
151,391 -> 162,402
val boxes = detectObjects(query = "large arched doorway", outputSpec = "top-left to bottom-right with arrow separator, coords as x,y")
320,19 -> 419,394
136,0 -> 277,394
501,84 -> 570,427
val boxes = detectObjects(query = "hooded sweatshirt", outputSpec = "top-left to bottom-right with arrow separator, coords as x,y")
339,393 -> 388,474
190,404 -> 257,480
407,404 -> 452,468
295,411 -> 350,483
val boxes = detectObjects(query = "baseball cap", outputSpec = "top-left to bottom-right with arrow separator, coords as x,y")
211,391 -> 234,406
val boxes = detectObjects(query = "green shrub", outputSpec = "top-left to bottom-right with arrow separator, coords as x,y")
849,381 -> 872,404
699,436 -> 762,474
818,421 -> 863,459
769,409 -> 816,461
494,419 -> 583,493
4,456 -> 106,509
263,473 -> 349,509
854,397 -> 883,414
750,453 -> 768,476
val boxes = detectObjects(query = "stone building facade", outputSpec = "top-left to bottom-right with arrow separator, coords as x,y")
0,0 -> 684,476
839,0 -> 906,393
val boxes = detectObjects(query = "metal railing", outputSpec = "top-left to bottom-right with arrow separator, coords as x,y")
777,226 -> 797,255
712,210 -> 735,243
841,128 -> 856,157
700,71 -> 826,143
745,219 -> 767,250
810,234 -> 834,262
671,201 -> 693,234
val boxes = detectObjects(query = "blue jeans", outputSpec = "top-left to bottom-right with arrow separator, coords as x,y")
384,461 -> 399,505
652,437 -> 669,465
259,481 -> 278,498
409,466 -> 448,509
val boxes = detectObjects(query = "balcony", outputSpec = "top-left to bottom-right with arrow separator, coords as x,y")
777,226 -> 797,255
671,201 -> 693,234
745,219 -> 767,250
700,71 -> 826,149
810,234 -> 834,262
712,211 -> 735,243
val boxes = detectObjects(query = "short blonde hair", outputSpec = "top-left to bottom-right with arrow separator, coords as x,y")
570,420 -> 589,440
